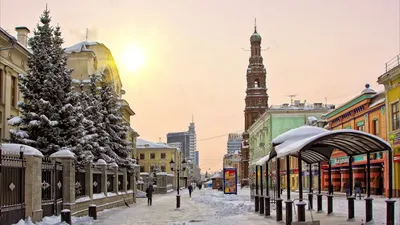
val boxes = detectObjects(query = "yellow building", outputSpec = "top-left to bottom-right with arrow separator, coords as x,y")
64,41 -> 139,153
136,138 -> 178,174
377,55 -> 400,197
0,27 -> 31,140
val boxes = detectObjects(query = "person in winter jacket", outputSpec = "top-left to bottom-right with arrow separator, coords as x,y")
188,184 -> 193,197
146,184 -> 154,206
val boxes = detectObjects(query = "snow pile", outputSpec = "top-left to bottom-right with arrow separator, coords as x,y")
136,190 -> 147,198
193,189 -> 253,218
13,215 -> 93,225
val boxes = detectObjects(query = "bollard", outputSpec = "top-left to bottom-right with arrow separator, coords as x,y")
276,198 -> 283,221
259,196 -> 264,215
285,200 -> 293,225
327,195 -> 333,215
89,204 -> 97,220
297,201 -> 307,222
61,209 -> 72,224
317,193 -> 323,213
347,196 -> 355,221
264,196 -> 271,217
365,197 -> 373,223
385,199 -> 396,225
177,195 -> 181,208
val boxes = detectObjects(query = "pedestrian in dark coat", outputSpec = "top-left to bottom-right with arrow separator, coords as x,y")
188,184 -> 193,197
146,184 -> 154,206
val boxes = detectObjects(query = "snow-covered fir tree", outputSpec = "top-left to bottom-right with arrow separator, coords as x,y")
8,9 -> 83,156
98,77 -> 133,167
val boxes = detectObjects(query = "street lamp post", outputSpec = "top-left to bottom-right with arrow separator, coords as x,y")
170,158 -> 187,208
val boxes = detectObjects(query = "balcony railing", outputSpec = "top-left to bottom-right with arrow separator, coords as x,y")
385,54 -> 400,73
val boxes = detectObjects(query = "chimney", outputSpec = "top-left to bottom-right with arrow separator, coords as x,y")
15,26 -> 30,48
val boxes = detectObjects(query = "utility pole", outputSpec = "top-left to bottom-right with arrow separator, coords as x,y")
85,28 -> 89,41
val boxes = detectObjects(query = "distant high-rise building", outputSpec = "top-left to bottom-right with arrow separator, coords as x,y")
188,117 -> 197,160
227,133 -> 242,154
166,132 -> 189,159
194,151 -> 199,166
167,142 -> 182,151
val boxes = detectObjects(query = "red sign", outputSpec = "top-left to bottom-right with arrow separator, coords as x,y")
394,154 -> 400,163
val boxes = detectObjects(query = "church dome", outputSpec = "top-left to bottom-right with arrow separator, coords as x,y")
250,31 -> 262,43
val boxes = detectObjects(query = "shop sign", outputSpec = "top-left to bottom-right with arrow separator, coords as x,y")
394,154 -> 400,163
331,156 -> 349,165
389,130 -> 400,146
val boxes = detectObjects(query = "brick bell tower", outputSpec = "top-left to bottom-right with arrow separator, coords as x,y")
240,22 -> 269,186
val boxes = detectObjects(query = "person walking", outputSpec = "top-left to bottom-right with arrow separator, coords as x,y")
354,180 -> 362,200
146,184 -> 154,206
188,184 -> 193,197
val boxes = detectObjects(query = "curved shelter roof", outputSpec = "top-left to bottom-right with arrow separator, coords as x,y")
272,129 -> 391,164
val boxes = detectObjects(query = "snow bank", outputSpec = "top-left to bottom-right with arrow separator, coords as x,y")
1,143 -> 43,157
193,189 -> 253,218
13,215 -> 93,225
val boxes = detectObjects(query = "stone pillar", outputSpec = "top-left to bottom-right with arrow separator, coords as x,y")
122,168 -> 127,192
110,162 -> 119,193
85,162 -> 93,199
131,169 -> 137,203
95,159 -> 108,196
50,150 -> 76,210
24,155 -> 43,222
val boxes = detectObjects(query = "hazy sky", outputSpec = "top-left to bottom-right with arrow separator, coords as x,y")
1,0 -> 399,172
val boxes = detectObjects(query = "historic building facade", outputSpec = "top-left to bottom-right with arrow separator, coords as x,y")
324,84 -> 388,195
64,41 -> 139,155
248,102 -> 332,190
241,25 -> 269,185
0,26 -> 31,140
378,55 -> 400,197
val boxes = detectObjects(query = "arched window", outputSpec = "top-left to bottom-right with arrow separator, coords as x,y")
254,79 -> 260,88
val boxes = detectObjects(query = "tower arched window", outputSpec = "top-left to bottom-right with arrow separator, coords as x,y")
254,79 -> 260,88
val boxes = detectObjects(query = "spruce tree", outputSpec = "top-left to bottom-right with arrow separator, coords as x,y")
98,78 -> 132,167
9,9 -> 82,157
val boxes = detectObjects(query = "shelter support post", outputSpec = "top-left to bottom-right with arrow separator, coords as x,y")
317,162 -> 323,213
265,161 -> 270,217
348,155 -> 355,221
365,152 -> 373,223
308,163 -> 313,210
297,153 -> 306,222
285,156 -> 293,225
259,165 -> 264,215
255,166 -> 259,212
327,160 -> 333,215
386,150 -> 396,225
276,159 -> 282,222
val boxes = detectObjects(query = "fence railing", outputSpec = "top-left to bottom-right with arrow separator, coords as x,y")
0,149 -> 26,225
41,157 -> 63,217
75,168 -> 86,198
385,54 -> 400,73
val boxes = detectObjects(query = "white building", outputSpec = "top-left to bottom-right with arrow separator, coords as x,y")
227,133 -> 242,154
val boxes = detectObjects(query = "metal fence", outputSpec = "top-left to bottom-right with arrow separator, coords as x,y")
93,165 -> 102,194
41,158 -> 63,217
107,173 -> 114,193
118,174 -> 123,191
75,168 -> 86,198
0,148 -> 26,225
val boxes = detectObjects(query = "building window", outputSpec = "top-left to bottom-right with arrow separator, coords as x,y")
140,153 -> 145,160
11,76 -> 17,107
391,102 -> 399,130
140,166 -> 145,172
150,153 -> 155,159
161,153 -> 166,159
161,166 -> 166,172
357,125 -> 364,132
373,119 -> 379,136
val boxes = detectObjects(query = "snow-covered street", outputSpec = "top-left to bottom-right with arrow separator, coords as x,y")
14,187 -> 400,225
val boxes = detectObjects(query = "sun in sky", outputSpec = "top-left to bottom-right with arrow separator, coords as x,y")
121,46 -> 145,72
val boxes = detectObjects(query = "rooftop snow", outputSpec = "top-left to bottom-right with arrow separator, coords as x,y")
272,125 -> 328,146
136,138 -> 172,149
64,41 -> 100,54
